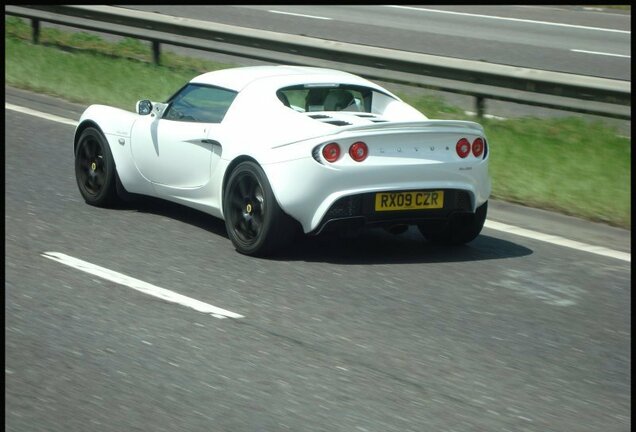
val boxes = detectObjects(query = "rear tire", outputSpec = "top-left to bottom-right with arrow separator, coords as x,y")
419,201 -> 488,245
223,161 -> 298,256
74,127 -> 120,207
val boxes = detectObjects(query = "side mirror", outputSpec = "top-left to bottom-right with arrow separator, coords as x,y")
136,99 -> 152,115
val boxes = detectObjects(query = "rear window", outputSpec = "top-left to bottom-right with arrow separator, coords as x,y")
277,85 -> 384,113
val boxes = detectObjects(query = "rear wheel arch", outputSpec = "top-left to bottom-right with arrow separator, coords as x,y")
222,155 -> 260,204
222,158 -> 301,256
418,200 -> 488,245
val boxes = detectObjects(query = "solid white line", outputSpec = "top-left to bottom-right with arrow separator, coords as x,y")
385,5 -> 631,34
570,49 -> 631,58
484,220 -> 630,262
10,103 -> 630,262
268,10 -> 332,20
41,252 -> 245,319
6,103 -> 78,126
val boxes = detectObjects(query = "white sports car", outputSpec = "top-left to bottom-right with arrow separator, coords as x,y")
74,65 -> 491,256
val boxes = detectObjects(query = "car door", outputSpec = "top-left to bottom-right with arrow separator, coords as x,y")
130,83 -> 237,192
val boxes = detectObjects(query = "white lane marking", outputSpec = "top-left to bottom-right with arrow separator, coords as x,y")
6,103 -> 79,126
484,220 -> 630,263
570,49 -> 631,58
268,10 -> 332,20
41,252 -> 245,319
9,103 -> 630,262
385,5 -> 631,34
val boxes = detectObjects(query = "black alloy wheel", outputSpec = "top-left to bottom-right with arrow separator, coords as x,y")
228,171 -> 265,243
75,127 -> 119,207
224,161 -> 297,256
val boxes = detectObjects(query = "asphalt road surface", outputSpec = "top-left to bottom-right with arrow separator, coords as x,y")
5,88 -> 631,432
123,5 -> 631,80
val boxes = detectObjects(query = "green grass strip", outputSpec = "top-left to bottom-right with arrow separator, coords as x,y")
5,17 -> 631,228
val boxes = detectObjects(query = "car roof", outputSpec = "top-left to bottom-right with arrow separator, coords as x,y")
189,65 -> 379,92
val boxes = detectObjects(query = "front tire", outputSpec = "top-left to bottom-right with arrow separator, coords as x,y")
74,127 -> 120,207
419,201 -> 488,245
223,161 -> 297,256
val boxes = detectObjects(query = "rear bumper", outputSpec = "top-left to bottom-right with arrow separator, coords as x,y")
310,189 -> 473,234
263,156 -> 491,233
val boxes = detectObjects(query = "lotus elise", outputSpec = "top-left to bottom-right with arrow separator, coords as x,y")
74,66 -> 491,256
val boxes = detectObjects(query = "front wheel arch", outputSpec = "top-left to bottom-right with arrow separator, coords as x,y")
74,126 -> 121,207
74,120 -> 105,156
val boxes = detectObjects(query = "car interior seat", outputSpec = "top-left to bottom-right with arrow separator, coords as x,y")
323,89 -> 356,111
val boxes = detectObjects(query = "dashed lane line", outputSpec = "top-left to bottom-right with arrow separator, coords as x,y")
41,252 -> 244,319
267,10 -> 332,20
385,6 -> 631,34
570,49 -> 630,59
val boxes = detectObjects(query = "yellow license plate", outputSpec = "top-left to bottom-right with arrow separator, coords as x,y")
375,191 -> 444,211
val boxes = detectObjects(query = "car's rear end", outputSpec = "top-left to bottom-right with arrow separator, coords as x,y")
264,118 -> 490,240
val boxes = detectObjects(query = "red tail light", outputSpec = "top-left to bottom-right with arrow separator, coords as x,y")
349,141 -> 368,162
472,138 -> 484,158
322,143 -> 341,162
456,138 -> 470,158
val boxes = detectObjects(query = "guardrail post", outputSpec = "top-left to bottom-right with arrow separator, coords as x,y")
31,18 -> 40,44
152,40 -> 161,65
475,96 -> 486,118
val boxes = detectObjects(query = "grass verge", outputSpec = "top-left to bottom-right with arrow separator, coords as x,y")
5,17 -> 631,228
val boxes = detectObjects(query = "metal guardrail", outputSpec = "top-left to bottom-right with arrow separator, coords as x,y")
5,5 -> 631,120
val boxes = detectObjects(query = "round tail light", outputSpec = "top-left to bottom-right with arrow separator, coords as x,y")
456,138 -> 470,158
349,141 -> 368,162
322,143 -> 341,162
472,138 -> 484,158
